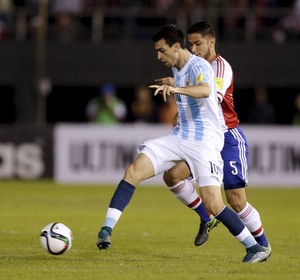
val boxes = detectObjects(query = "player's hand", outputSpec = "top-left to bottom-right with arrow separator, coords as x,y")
155,77 -> 175,86
149,85 -> 176,102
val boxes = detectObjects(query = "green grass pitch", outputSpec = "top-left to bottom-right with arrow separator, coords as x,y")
0,180 -> 299,280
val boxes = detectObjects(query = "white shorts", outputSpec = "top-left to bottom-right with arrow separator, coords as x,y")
138,134 -> 223,187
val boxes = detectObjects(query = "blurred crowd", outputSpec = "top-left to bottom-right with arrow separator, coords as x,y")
0,0 -> 299,42
83,84 -> 300,126
0,1 -> 299,126
85,83 -> 178,125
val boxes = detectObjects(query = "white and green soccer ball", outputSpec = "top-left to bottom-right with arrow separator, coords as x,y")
40,222 -> 72,255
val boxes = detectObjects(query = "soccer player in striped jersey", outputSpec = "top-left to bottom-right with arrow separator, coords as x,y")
158,22 -> 271,258
97,24 -> 268,263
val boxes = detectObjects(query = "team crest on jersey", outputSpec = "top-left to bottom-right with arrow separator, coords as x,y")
196,74 -> 204,83
215,77 -> 224,90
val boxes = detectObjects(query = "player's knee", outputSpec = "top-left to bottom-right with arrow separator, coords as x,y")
200,187 -> 225,215
227,198 -> 246,213
124,163 -> 143,186
163,170 -> 177,186
202,199 -> 224,216
225,190 -> 247,212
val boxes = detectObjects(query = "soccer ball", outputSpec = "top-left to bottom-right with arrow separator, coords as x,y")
40,222 -> 72,255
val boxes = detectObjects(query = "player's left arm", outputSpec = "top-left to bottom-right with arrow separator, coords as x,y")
149,83 -> 210,102
172,83 -> 210,98
177,64 -> 211,98
150,68 -> 211,101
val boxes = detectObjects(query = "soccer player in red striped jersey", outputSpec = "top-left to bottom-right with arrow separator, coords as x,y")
157,22 -> 271,258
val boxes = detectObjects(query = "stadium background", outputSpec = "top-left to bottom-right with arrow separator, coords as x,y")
0,0 -> 299,185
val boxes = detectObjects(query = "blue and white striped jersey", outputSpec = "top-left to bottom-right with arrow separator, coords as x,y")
171,54 -> 223,145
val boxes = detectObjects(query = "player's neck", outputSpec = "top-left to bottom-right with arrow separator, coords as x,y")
176,49 -> 191,70
207,51 -> 217,64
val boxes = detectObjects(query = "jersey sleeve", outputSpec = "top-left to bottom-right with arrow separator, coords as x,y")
191,59 -> 212,86
214,56 -> 233,103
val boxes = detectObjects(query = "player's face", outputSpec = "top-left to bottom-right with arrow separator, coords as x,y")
188,33 -> 212,60
154,39 -> 178,68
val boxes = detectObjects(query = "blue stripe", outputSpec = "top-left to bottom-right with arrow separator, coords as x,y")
188,97 -> 203,141
178,101 -> 188,140
230,128 -> 248,182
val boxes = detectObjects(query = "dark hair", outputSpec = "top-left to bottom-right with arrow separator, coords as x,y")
187,22 -> 215,38
152,24 -> 186,49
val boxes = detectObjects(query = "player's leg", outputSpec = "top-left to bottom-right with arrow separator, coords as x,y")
189,145 -> 268,263
97,152 -> 155,250
199,184 -> 268,263
163,162 -> 219,246
97,135 -> 181,251
163,162 -> 211,221
222,127 -> 271,256
225,188 -> 271,254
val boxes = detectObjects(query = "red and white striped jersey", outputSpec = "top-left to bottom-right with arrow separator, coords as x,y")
211,54 -> 239,129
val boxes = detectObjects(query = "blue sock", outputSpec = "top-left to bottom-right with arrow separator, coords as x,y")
194,204 -> 211,222
109,179 -> 135,211
255,234 -> 269,247
216,206 -> 245,236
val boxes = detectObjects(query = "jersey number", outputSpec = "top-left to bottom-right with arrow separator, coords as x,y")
230,161 -> 238,175
209,161 -> 219,175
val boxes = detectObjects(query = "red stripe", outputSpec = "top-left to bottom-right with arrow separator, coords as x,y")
215,56 -> 220,77
169,182 -> 185,193
188,197 -> 200,208
251,226 -> 263,236
240,204 -> 253,219
215,55 -> 225,78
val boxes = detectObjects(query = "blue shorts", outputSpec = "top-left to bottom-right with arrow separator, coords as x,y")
221,126 -> 248,190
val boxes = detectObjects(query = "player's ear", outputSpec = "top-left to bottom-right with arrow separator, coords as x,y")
173,42 -> 181,51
